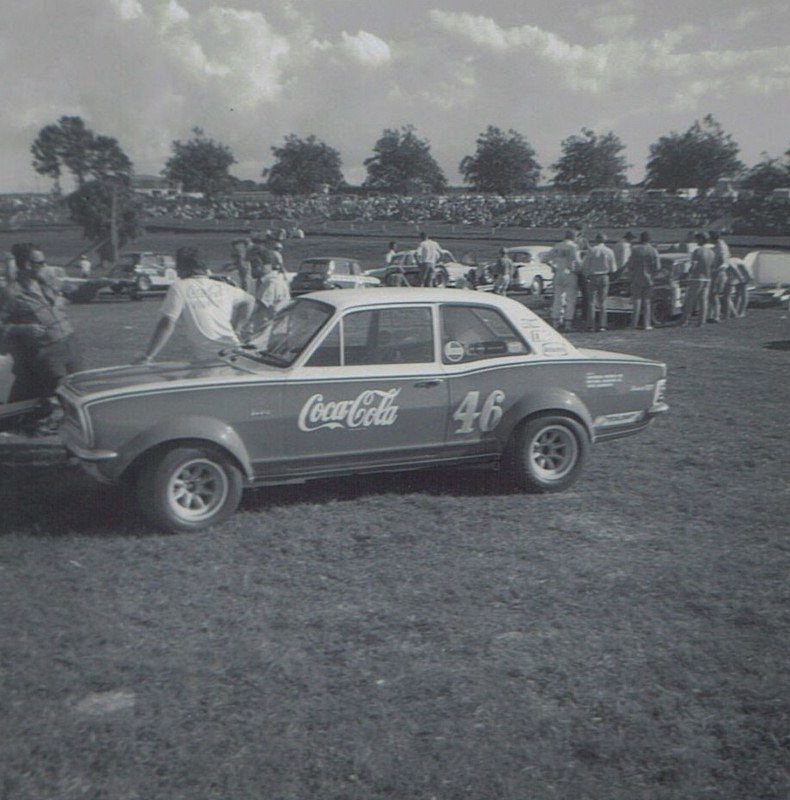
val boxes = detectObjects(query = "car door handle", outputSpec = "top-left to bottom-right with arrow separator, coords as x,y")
414,379 -> 443,388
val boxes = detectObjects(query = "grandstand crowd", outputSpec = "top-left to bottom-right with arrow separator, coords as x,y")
1,188 -> 788,235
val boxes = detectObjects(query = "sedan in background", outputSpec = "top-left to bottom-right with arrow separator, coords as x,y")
367,249 -> 475,288
291,257 -> 380,296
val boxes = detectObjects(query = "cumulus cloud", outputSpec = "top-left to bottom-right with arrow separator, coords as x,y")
109,0 -> 144,22
339,31 -> 391,66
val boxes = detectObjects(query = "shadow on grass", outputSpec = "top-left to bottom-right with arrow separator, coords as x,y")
763,339 -> 790,351
0,461 -> 515,536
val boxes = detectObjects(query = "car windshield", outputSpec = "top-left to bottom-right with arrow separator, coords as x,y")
240,298 -> 334,367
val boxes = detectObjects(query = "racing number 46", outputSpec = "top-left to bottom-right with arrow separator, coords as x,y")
453,390 -> 505,434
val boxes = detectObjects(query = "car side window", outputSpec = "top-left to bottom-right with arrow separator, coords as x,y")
316,307 -> 434,366
440,305 -> 529,364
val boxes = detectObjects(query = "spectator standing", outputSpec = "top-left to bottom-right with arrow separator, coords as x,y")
572,224 -> 591,320
679,232 -> 714,326
547,230 -> 581,332
613,232 -> 634,275
724,258 -> 751,319
416,231 -> 442,287
0,243 -> 83,404
678,231 -> 698,254
629,232 -> 660,330
228,237 -> 253,292
136,247 -> 255,363
385,242 -> 398,265
246,246 -> 291,332
78,253 -> 92,279
708,230 -> 731,322
491,248 -> 515,295
582,233 -> 616,331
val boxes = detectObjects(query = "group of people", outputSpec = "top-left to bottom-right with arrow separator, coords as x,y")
384,232 -> 444,286
545,227 -> 749,332
0,235 -> 293,431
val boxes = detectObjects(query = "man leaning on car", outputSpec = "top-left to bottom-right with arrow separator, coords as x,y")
135,247 -> 255,364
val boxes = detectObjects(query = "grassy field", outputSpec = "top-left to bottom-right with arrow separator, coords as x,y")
1,229 -> 789,799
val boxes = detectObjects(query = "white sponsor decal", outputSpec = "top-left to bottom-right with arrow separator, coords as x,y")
586,372 -> 624,388
594,411 -> 644,427
444,341 -> 465,362
298,388 -> 401,432
629,383 -> 655,392
453,389 -> 505,434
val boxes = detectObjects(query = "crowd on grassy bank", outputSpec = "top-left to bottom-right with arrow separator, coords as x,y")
1,189 -> 788,236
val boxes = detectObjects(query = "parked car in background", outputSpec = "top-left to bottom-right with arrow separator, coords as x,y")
366,249 -> 475,288
58,289 -> 668,533
103,252 -> 177,300
743,250 -> 790,307
41,266 -> 103,304
291,257 -> 380,296
475,245 -> 554,295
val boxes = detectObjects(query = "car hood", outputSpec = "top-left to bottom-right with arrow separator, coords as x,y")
59,357 -> 271,398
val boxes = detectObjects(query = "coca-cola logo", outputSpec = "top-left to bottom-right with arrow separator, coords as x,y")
298,388 -> 401,432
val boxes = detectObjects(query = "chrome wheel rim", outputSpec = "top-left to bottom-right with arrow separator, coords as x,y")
166,458 -> 229,522
529,425 -> 578,481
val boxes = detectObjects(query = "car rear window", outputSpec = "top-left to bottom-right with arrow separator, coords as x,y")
440,304 -> 529,364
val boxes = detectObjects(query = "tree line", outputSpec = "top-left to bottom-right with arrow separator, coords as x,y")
28,114 -> 790,258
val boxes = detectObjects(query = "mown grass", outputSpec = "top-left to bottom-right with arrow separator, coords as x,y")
1,231 -> 789,799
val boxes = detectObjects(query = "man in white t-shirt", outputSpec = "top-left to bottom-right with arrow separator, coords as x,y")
245,246 -> 291,334
136,247 -> 255,363
416,232 -> 442,287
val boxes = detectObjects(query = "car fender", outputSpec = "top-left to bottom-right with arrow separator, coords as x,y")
497,388 -> 594,448
112,415 -> 254,482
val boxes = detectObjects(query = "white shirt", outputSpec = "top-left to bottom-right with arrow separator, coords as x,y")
416,238 -> 442,266
160,276 -> 251,359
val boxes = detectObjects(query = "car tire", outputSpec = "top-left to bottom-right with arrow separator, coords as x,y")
134,275 -> 152,295
432,267 -> 449,288
384,271 -> 404,287
137,446 -> 243,533
508,415 -> 589,493
530,276 -> 544,296
652,296 -> 672,327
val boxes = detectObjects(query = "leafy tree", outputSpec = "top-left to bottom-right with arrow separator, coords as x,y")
459,126 -> 541,195
550,128 -> 628,193
66,179 -> 143,263
740,152 -> 790,196
31,116 -> 132,191
163,127 -> 236,195
263,134 -> 345,195
363,125 -> 446,194
644,115 -> 743,193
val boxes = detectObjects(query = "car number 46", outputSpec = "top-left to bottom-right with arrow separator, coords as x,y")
453,390 -> 506,434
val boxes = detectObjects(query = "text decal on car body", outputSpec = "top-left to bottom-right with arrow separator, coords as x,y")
298,389 -> 401,432
453,390 -> 505,434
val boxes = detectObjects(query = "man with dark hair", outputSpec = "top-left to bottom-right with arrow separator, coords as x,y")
136,247 -> 255,363
629,232 -> 660,330
581,233 -> 616,331
416,231 -> 442,287
0,243 -> 83,403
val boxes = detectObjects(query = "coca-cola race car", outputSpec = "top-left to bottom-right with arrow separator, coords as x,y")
58,289 -> 668,532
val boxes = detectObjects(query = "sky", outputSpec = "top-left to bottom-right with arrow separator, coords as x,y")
1,0 -> 789,192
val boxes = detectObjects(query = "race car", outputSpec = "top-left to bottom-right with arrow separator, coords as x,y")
58,289 -> 669,533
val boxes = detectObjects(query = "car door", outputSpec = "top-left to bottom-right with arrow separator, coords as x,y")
278,304 -> 449,478
438,302 -> 532,458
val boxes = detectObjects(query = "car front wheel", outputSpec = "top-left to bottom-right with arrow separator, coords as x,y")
509,415 -> 589,493
432,267 -> 449,288
137,446 -> 243,533
530,276 -> 544,296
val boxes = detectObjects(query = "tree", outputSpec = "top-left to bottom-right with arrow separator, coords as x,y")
263,134 -> 345,194
31,116 -> 132,192
644,115 -> 743,193
740,152 -> 790,196
363,125 -> 446,194
163,127 -> 236,195
550,128 -> 628,193
459,126 -> 541,195
66,179 -> 144,263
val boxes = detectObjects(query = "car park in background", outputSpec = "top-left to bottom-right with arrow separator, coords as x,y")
290,257 -> 380,296
743,250 -> 790,308
366,249 -> 476,288
58,288 -> 668,533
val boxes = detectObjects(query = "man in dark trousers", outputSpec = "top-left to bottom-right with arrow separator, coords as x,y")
629,232 -> 660,330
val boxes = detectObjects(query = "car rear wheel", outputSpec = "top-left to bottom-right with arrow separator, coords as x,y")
652,296 -> 672,327
509,415 -> 588,493
432,267 -> 449,288
137,446 -> 243,533
530,276 -> 544,296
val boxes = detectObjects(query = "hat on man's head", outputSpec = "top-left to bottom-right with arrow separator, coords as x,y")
29,249 -> 46,264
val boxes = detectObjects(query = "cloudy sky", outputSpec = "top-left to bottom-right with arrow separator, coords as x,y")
2,0 -> 789,191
